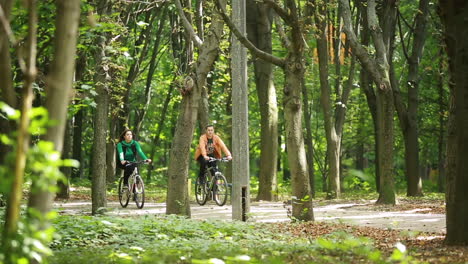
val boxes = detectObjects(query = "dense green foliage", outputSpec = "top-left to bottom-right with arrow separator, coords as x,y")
48,214 -> 412,264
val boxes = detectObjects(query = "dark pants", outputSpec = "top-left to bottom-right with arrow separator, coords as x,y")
124,163 -> 136,185
197,156 -> 217,180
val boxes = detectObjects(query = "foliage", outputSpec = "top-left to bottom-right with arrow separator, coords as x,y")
48,214 -> 415,264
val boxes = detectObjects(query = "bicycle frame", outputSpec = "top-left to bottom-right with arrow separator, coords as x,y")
118,160 -> 149,209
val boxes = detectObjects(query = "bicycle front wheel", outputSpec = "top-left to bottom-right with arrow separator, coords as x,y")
195,175 -> 208,205
118,177 -> 130,208
133,175 -> 145,209
213,173 -> 228,206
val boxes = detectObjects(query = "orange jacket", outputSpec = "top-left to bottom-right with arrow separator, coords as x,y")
194,134 -> 231,160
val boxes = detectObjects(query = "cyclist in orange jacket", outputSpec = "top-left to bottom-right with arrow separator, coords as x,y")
194,124 -> 232,182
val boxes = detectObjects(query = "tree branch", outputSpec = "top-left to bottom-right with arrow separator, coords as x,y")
273,15 -> 291,50
174,0 -> 203,48
263,0 -> 293,26
215,0 -> 285,67
339,0 -> 384,86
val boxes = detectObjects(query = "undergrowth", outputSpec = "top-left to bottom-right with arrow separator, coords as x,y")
50,214 -> 415,264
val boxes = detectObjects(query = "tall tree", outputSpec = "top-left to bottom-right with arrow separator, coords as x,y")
27,0 -> 80,231
438,0 -> 468,245
91,0 -> 112,214
166,0 -> 227,216
392,0 -> 430,197
2,0 -> 38,259
0,0 -> 17,165
340,0 -> 397,204
217,0 -> 314,221
246,0 -> 278,201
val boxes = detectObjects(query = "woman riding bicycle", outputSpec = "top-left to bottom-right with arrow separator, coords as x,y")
194,124 -> 232,183
117,129 -> 152,188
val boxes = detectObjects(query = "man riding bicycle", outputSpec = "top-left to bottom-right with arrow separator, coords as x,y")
117,129 -> 152,188
194,124 -> 232,183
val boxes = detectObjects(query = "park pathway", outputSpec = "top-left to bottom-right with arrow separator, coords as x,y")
54,200 -> 446,234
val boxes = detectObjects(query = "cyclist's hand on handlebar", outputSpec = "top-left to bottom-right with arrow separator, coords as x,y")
226,155 -> 232,161
204,156 -> 210,161
145,159 -> 152,164
121,160 -> 127,165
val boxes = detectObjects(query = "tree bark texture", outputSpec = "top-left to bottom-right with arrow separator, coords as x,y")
0,0 -> 16,166
439,0 -> 468,245
91,0 -> 112,215
246,0 -> 278,202
57,119 -> 73,199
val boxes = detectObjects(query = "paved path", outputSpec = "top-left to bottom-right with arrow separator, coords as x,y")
54,200 -> 446,234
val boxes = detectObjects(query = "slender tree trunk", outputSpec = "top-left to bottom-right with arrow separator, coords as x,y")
392,0 -> 429,197
0,0 -> 16,166
340,0 -> 395,204
315,0 -> 340,199
437,48 -> 446,193
439,0 -> 468,245
0,0 -> 15,107
91,0 -> 111,215
146,83 -> 175,182
71,54 -> 86,179
57,119 -> 73,199
246,0 -> 278,201
2,0 -> 37,258
302,77 -> 315,197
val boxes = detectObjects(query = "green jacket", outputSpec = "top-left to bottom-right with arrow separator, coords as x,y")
117,140 -> 148,162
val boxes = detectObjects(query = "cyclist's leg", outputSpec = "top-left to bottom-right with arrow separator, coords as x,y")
123,163 -> 136,186
197,156 -> 208,183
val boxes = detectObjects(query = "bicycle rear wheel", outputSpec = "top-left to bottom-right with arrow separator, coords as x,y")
118,177 -> 130,208
195,175 -> 208,205
133,175 -> 145,209
213,173 -> 228,206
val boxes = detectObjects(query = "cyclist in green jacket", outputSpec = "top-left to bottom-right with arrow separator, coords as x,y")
117,129 -> 151,187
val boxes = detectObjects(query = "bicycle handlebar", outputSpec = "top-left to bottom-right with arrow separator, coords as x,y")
208,157 -> 231,162
124,160 -> 151,166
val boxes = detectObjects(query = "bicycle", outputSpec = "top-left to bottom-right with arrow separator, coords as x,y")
195,157 -> 230,206
118,160 -> 149,209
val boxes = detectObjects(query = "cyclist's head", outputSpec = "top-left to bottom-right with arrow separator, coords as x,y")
205,124 -> 215,137
120,129 -> 134,142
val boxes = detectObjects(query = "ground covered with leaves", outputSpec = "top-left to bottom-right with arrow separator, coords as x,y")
48,208 -> 467,264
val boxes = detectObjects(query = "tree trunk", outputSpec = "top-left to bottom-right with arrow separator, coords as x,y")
246,0 -> 278,201
315,0 -> 340,199
2,0 -> 38,258
439,0 -> 468,245
0,0 -> 16,166
146,82 -> 175,182
392,0 -> 430,197
437,47 -> 446,193
0,0 -> 15,108
91,0 -> 112,215
166,0 -> 226,216
217,0 -> 314,221
358,3 -> 379,191
71,54 -> 86,179
57,119 -> 73,199
340,0 -> 396,204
